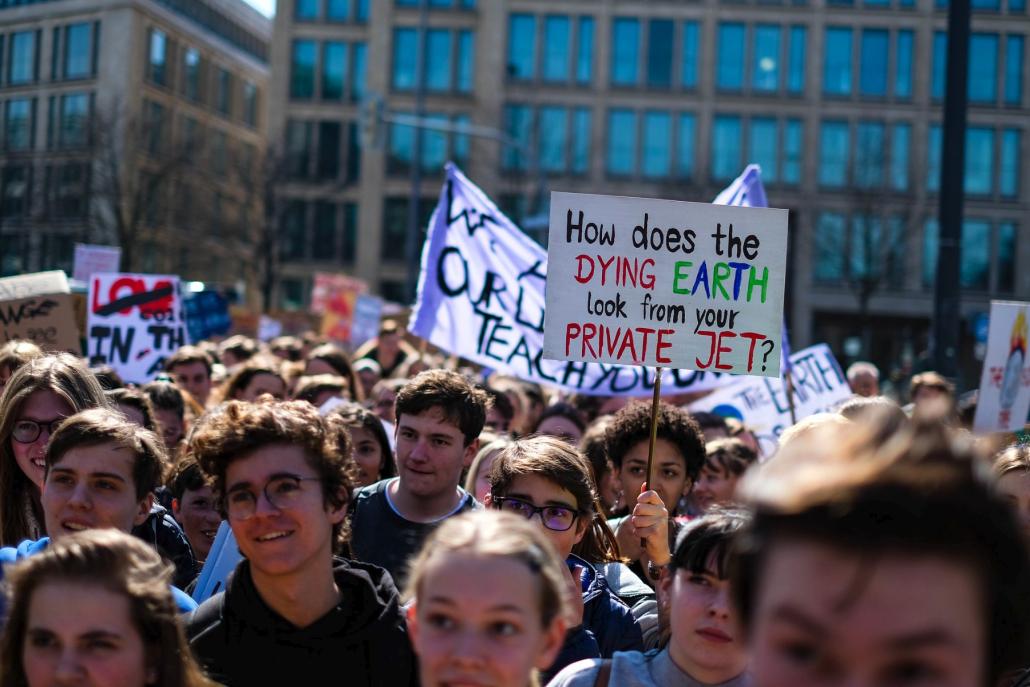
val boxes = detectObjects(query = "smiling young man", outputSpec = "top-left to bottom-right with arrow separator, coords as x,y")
169,457 -> 221,565
185,400 -> 416,686
0,407 -> 197,613
349,370 -> 488,585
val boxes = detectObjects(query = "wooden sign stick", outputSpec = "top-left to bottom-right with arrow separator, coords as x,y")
641,366 -> 663,549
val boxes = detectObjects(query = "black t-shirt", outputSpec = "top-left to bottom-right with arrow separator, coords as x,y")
349,478 -> 479,587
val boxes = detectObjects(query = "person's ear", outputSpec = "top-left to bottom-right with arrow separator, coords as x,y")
571,515 -> 589,546
462,438 -> 480,468
657,566 -> 674,605
682,477 -> 694,497
535,617 -> 567,670
133,491 -> 155,527
171,498 -> 181,518
326,488 -> 349,524
406,602 -> 420,644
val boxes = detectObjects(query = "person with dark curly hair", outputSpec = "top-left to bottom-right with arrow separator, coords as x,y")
324,402 -> 396,487
185,400 -> 416,686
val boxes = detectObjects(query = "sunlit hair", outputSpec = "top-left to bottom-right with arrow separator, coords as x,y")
732,413 -> 1030,687
221,359 -> 285,402
189,400 -> 353,550
0,340 -> 43,382
464,438 -> 513,495
704,438 -> 758,479
0,353 -> 109,545
396,370 -> 490,446
604,401 -> 705,478
490,435 -> 621,563
164,346 -> 213,376
292,374 -> 349,405
306,344 -> 363,402
993,443 -> 1030,478
0,529 -> 217,687
405,510 -> 570,629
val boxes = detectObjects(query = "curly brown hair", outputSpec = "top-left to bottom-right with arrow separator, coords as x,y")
189,400 -> 354,550
604,401 -> 706,481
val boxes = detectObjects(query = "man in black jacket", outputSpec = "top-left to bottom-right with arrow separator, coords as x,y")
186,400 -> 417,686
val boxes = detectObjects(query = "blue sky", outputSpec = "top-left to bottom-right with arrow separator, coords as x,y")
245,0 -> 275,18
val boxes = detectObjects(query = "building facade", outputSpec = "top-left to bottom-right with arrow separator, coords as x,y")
271,0 -> 1027,383
0,0 -> 271,298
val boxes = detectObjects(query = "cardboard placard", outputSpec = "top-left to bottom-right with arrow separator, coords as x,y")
0,271 -> 70,300
974,301 -> 1030,432
543,192 -> 789,377
0,293 -> 81,352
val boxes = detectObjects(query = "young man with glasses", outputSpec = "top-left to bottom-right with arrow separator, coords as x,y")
349,370 -> 488,585
186,400 -> 416,686
0,407 -> 197,614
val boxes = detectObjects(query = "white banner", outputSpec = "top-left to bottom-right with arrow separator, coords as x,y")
411,165 -> 737,396
87,273 -> 189,383
689,344 -> 851,456
974,301 -> 1030,432
73,244 -> 121,284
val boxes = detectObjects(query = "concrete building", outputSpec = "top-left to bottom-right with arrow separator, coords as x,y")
270,0 -> 1027,382
0,0 -> 271,298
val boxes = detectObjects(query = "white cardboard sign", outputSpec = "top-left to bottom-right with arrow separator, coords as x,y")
974,301 -> 1030,432
73,244 -> 121,284
543,192 -> 788,377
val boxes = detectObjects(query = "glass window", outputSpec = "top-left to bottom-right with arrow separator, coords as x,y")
327,0 -> 349,21
539,106 -> 568,172
891,123 -> 911,190
960,220 -> 990,289
783,119 -> 802,184
4,99 -> 32,151
682,21 -> 699,89
144,100 -> 165,156
182,48 -> 201,101
932,32 -> 947,99
1000,128 -> 1020,197
823,27 -> 852,95
927,124 -> 942,192
1012,0 -> 1026,12
896,30 -> 913,99
352,43 -> 366,101
356,0 -> 369,21
318,121 -> 341,179
712,115 -> 742,180
543,16 -> 570,82
457,31 -> 474,92
859,29 -> 888,96
968,34 -> 999,102
571,107 -> 591,174
611,18 -> 640,86
964,127 -> 994,194
295,0 -> 318,20
393,29 -> 418,90
716,23 -> 745,90
425,29 -> 453,92
850,216 -> 882,282
241,82 -> 258,128
814,213 -> 846,284
854,122 -> 885,187
323,41 -> 347,100
607,109 -> 637,175
388,119 -> 414,173
59,93 -> 89,148
819,120 -> 849,187
508,14 -> 536,80
577,17 -> 594,84
677,113 -> 696,179
787,26 -> 806,94
647,19 -> 674,88
314,202 -> 338,258
145,29 -> 164,86
285,120 -> 313,178
291,40 -> 317,99
453,114 -> 469,165
346,121 -> 361,181
749,118 -> 778,182
216,68 -> 232,115
884,217 -> 906,290
922,219 -> 938,289
642,111 -> 671,178
998,222 -> 1016,293
210,130 -> 227,174
65,23 -> 92,79
420,113 -> 447,172
503,104 -> 532,170
342,203 -> 358,264
753,25 -> 781,92
1005,35 -> 1023,105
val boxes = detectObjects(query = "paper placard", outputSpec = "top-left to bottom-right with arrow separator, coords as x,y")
191,521 -> 242,603
0,293 -> 81,352
73,244 -> 121,284
0,271 -> 70,300
86,273 -> 190,383
973,300 -> 1030,432
543,192 -> 789,377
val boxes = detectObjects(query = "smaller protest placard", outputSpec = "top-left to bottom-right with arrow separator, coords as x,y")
689,344 -> 850,457
312,273 -> 368,344
0,271 -> 70,300
258,315 -> 283,341
0,293 -> 81,352
86,273 -> 189,383
184,290 -> 231,342
542,192 -> 789,378
191,521 -> 241,603
974,301 -> 1030,432
72,244 -> 121,284
351,294 -> 383,347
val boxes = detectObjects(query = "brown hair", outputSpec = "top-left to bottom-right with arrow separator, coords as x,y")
993,444 -> 1030,478
306,344 -> 363,402
106,387 -> 159,433
0,341 -> 42,381
189,400 -> 354,550
490,436 -> 621,564
0,529 -> 217,687
293,374 -> 348,405
704,438 -> 758,478
731,416 -> 1030,687
910,371 -> 955,400
164,346 -> 213,377
604,402 -> 705,479
168,456 -> 207,501
47,408 -> 168,499
222,360 -> 285,401
0,353 -> 109,545
395,370 -> 489,446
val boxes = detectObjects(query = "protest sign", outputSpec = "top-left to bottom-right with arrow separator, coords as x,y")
311,273 -> 368,344
258,315 -> 282,341
973,301 -> 1030,432
411,164 -> 736,396
86,273 -> 189,383
689,344 -> 850,457
0,293 -> 81,352
543,192 -> 788,377
191,521 -> 242,603
184,290 -> 231,342
0,271 -> 69,300
72,244 -> 121,284
352,294 -> 383,347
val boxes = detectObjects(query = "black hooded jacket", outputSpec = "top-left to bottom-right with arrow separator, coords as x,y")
186,557 -> 418,686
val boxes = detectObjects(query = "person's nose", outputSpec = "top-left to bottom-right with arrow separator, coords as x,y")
450,629 -> 487,666
54,647 -> 85,684
408,437 -> 430,462
66,482 -> 92,510
708,584 -> 731,620
253,489 -> 282,517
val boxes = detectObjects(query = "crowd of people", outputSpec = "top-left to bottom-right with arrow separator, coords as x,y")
0,321 -> 1027,687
